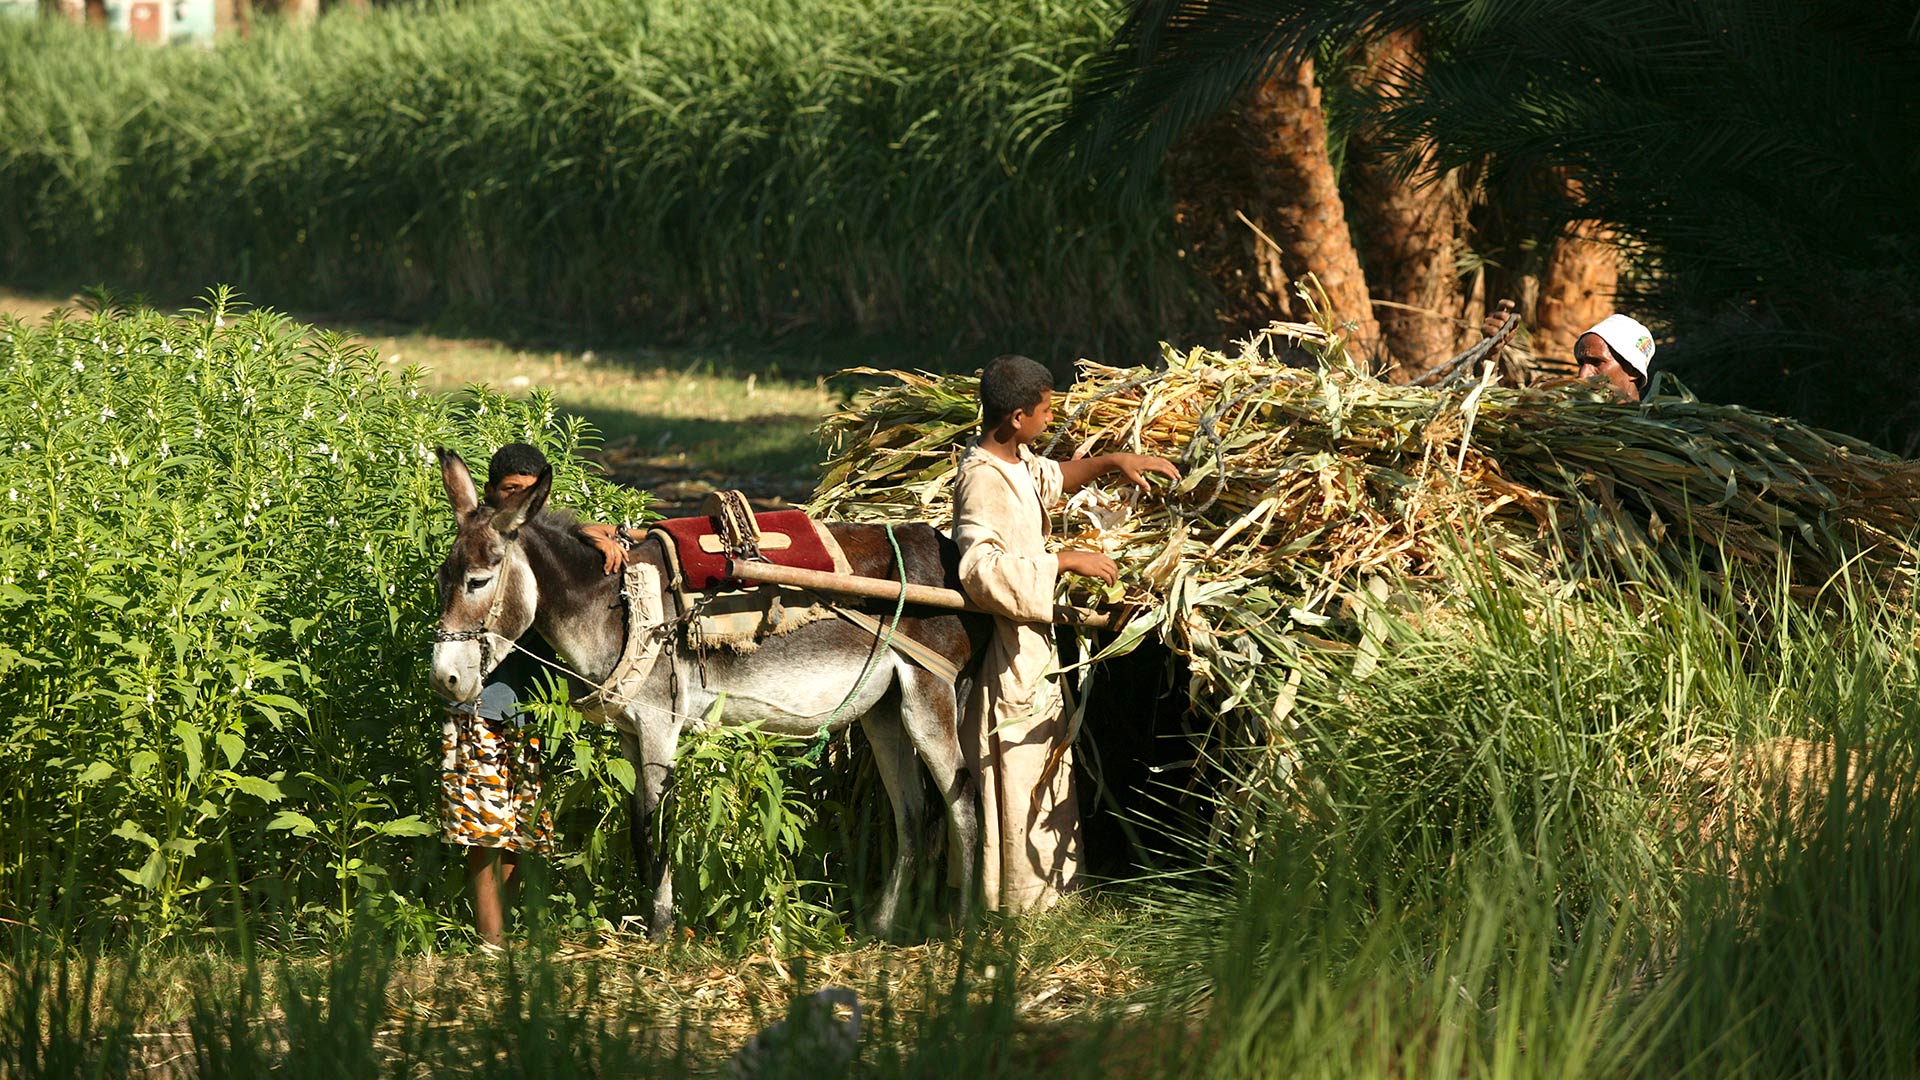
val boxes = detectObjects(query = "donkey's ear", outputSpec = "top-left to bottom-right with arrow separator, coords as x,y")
438,448 -> 479,516
491,464 -> 552,536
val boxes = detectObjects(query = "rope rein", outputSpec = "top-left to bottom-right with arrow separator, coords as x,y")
800,522 -> 907,767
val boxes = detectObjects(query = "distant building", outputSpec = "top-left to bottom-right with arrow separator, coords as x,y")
1,0 -> 318,44
116,0 -> 221,44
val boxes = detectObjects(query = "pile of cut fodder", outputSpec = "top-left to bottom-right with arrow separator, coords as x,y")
810,324 -> 1920,832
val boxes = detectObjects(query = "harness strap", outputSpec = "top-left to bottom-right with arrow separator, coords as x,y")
573,534 -> 672,722
831,607 -> 961,685
800,523 -> 908,766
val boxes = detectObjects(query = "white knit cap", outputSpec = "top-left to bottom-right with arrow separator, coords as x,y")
1579,314 -> 1656,378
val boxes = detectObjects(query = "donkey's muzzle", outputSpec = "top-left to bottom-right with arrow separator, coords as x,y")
431,633 -> 496,705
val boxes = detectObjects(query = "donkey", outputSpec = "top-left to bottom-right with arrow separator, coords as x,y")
429,450 -> 985,940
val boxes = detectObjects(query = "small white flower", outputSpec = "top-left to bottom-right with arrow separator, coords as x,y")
6,489 -> 15,502
219,597 -> 231,612
100,405 -> 115,421
36,568 -> 47,580
71,359 -> 84,373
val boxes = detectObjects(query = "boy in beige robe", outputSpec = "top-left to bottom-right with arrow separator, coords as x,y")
954,354 -> 1180,913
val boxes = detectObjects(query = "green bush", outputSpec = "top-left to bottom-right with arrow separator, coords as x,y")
664,723 -> 847,950
0,0 -> 1202,358
0,293 -> 651,939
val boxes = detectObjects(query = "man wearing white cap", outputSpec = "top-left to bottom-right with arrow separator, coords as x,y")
1573,314 -> 1657,402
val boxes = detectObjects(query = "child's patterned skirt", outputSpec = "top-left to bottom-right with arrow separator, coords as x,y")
440,708 -> 554,853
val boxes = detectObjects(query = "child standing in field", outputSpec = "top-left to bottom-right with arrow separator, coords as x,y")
441,443 -> 628,947
953,355 -> 1180,912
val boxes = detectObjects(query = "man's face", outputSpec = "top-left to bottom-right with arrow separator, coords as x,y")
1574,334 -> 1642,402
1009,389 -> 1055,445
484,472 -> 540,507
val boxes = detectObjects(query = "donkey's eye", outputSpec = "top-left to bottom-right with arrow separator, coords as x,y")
466,576 -> 492,592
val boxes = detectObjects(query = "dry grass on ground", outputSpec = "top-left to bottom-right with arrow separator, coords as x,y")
33,911 -> 1158,1075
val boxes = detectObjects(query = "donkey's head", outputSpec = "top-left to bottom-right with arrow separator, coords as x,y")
430,448 -> 551,703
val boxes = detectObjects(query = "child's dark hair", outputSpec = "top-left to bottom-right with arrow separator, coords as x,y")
487,442 -> 549,486
979,354 -> 1054,428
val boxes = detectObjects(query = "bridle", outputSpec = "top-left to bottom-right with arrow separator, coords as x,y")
432,555 -> 515,677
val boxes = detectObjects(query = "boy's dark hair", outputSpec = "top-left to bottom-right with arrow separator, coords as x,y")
979,354 -> 1054,428
487,442 -> 549,486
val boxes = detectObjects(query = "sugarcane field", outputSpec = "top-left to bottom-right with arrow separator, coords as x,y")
5,1 -> 1920,1076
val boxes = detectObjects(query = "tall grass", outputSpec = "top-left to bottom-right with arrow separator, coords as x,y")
1119,544 -> 1920,1078
0,0 -> 1203,357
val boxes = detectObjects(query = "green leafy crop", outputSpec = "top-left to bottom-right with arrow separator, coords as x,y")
0,291 -> 647,939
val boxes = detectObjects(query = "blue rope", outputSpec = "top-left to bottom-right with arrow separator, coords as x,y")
800,523 -> 907,766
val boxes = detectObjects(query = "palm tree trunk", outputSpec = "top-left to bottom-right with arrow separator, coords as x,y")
1345,31 -> 1467,381
280,0 -> 319,26
1532,218 -> 1620,371
1167,60 -> 1385,366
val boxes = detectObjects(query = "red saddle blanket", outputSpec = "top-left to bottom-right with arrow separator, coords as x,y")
652,509 -> 838,592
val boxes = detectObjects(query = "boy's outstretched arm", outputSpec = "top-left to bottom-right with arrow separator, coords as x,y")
575,523 -> 627,575
1057,453 -> 1181,495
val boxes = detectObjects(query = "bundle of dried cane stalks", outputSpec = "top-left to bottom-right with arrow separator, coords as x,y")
811,322 -> 1920,735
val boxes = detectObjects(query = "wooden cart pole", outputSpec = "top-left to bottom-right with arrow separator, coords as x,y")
724,559 -> 1117,630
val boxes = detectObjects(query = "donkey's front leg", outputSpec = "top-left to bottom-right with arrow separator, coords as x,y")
619,720 -> 683,943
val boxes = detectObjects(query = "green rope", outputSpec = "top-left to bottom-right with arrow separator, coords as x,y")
801,522 -> 908,767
